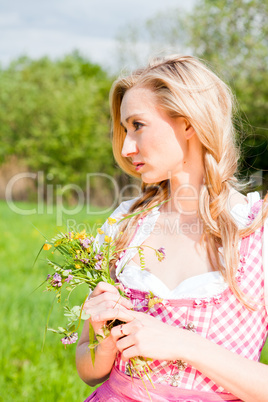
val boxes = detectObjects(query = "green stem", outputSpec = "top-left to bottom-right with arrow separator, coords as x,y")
42,294 -> 56,352
115,244 -> 156,255
117,198 -> 171,224
72,295 -> 88,333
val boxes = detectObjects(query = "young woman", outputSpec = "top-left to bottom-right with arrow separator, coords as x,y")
76,55 -> 268,401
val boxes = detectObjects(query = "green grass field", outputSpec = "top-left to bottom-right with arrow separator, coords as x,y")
0,200 -> 111,402
0,200 -> 267,401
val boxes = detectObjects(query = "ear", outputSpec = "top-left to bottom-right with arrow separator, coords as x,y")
184,119 -> 195,140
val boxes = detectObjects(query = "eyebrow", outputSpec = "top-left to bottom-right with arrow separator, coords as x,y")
120,113 -> 146,127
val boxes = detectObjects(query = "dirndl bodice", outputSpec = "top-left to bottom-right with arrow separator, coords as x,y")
85,196 -> 268,401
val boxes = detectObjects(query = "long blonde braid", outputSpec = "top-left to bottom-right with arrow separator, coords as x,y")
110,55 -> 268,309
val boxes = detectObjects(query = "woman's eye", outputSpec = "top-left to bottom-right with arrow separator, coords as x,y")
133,122 -> 143,131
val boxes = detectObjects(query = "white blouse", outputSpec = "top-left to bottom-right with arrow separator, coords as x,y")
95,192 -> 268,309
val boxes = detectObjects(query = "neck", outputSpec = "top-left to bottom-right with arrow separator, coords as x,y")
161,171 -> 204,217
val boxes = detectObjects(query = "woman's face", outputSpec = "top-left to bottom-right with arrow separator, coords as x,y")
120,86 -> 190,184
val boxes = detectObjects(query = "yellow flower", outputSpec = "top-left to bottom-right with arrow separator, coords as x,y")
74,229 -> 86,240
75,264 -> 81,269
97,228 -> 104,235
104,235 -> 112,243
107,217 -> 117,225
43,243 -> 52,251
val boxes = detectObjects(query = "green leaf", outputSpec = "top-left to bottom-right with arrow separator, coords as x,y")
95,334 -> 104,342
88,341 -> 98,349
47,327 -> 60,334
88,322 -> 96,366
68,324 -> 76,332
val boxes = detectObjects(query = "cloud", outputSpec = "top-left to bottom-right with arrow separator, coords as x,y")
0,27 -> 118,67
0,0 -> 195,68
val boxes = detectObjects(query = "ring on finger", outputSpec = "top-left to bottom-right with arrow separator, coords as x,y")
119,324 -> 125,336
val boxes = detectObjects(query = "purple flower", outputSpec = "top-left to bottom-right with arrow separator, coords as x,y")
65,275 -> 73,283
80,238 -> 90,248
94,261 -> 102,270
156,247 -> 166,262
61,332 -> 78,345
95,253 -> 103,261
51,273 -> 62,287
80,236 -> 94,248
46,274 -> 51,280
158,247 -> 165,255
80,258 -> 89,264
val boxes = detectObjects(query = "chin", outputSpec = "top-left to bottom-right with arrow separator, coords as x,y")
141,173 -> 167,185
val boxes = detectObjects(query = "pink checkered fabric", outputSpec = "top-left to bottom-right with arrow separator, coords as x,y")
114,201 -> 268,397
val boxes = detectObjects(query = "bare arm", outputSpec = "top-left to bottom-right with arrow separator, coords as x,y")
75,282 -> 133,387
76,319 -> 117,387
181,329 -> 268,402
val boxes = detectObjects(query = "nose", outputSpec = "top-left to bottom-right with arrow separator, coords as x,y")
121,134 -> 138,158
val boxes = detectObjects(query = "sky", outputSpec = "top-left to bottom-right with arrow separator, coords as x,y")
0,0 -> 195,71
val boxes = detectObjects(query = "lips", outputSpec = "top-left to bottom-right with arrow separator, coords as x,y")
132,162 -> 145,171
132,162 -> 144,166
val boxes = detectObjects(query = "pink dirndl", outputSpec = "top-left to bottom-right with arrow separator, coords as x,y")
84,201 -> 268,402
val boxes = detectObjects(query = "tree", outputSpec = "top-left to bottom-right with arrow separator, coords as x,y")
0,52 -> 116,201
115,0 -> 268,188
186,0 -> 268,182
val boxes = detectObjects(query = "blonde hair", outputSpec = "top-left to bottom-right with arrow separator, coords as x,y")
110,55 -> 268,310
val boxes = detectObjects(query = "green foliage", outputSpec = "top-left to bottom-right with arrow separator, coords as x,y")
116,0 -> 268,187
0,52 -> 115,193
185,0 -> 268,180
260,338 -> 268,365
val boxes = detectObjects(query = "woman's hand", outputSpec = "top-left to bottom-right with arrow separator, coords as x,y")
91,307 -> 184,362
82,281 -> 133,353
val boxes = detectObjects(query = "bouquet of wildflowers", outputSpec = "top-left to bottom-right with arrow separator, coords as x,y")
42,226 -> 116,346
39,210 -> 166,386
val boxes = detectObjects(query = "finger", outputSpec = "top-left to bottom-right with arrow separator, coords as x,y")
91,307 -> 135,323
121,345 -> 139,361
90,282 -> 119,297
116,334 -> 136,353
83,300 -> 132,318
115,282 -> 124,293
111,319 -> 142,339
83,293 -> 133,311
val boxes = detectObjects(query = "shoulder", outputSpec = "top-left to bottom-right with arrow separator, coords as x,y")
94,197 -> 139,248
110,197 -> 139,218
229,190 -> 261,229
